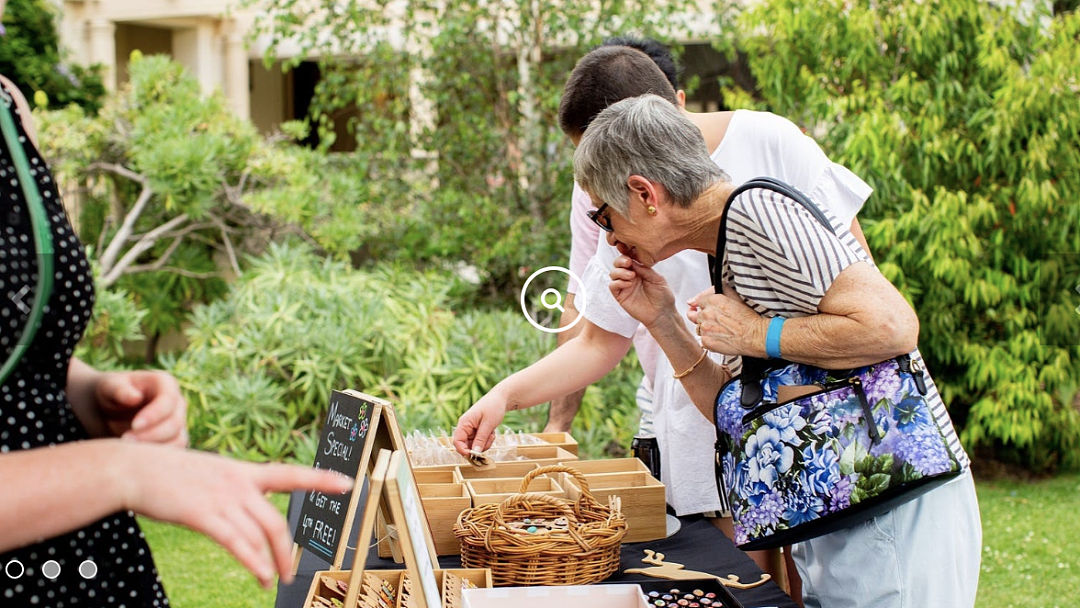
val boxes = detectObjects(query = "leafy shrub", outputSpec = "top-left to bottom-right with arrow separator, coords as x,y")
0,0 -> 106,112
35,55 -> 344,358
168,242 -> 640,462
727,0 -> 1080,470
73,275 -> 148,370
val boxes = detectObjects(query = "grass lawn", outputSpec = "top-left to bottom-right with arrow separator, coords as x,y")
142,475 -> 1080,608
975,472 -> 1080,608
139,494 -> 289,608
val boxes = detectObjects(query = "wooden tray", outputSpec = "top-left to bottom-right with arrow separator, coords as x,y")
561,469 -> 665,542
466,476 -> 565,505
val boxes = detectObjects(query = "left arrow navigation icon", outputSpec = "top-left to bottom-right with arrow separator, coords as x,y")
10,285 -> 31,314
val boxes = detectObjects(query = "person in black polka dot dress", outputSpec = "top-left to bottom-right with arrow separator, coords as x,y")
0,74 -> 353,605
0,74 -> 172,607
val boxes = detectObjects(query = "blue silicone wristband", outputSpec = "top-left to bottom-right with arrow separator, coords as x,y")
766,316 -> 785,359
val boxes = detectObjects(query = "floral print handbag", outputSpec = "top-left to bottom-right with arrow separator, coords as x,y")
711,178 -> 964,551
713,355 -> 964,550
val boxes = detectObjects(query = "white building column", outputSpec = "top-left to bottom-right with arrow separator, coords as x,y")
223,23 -> 250,120
88,18 -> 117,90
173,21 -> 219,95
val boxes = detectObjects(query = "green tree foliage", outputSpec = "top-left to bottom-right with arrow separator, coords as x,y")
726,0 -> 1080,470
35,54 -> 320,358
168,242 -> 640,462
0,0 -> 105,112
248,0 -> 696,296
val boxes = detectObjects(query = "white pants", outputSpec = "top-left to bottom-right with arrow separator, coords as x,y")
792,471 -> 981,608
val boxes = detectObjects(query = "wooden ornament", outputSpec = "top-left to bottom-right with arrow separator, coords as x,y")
624,549 -> 771,589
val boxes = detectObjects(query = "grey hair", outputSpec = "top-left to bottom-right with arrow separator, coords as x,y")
573,94 -> 727,216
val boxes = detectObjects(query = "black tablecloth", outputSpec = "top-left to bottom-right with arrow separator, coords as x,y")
275,488 -> 797,608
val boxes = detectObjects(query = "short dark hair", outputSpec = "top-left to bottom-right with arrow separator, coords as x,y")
600,36 -> 680,91
558,46 -> 679,139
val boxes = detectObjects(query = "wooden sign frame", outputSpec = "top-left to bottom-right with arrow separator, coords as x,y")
292,390 -> 408,571
341,448 -> 393,608
383,449 -> 442,608
311,448 -> 443,608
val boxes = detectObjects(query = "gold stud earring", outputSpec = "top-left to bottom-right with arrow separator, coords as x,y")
647,206 -> 657,215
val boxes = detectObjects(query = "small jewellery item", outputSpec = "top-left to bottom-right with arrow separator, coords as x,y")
467,449 -> 496,470
673,348 -> 710,380
645,588 -> 725,608
509,516 -> 571,534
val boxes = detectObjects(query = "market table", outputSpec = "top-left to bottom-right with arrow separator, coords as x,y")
275,488 -> 798,608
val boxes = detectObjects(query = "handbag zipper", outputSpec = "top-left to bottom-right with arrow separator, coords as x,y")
738,376 -> 882,443
739,381 -> 835,423
848,377 -> 881,443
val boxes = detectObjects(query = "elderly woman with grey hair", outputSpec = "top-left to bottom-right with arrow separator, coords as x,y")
574,94 -> 981,608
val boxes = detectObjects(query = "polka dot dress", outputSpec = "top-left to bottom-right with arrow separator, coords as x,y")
1,83 -> 169,606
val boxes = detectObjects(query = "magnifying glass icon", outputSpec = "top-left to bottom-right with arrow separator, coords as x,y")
540,288 -> 565,313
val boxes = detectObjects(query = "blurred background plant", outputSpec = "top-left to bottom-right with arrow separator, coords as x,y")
165,242 -> 640,462
721,0 -> 1080,471
0,0 -> 105,112
18,0 -> 1077,474
246,0 -> 697,301
36,54 -> 325,361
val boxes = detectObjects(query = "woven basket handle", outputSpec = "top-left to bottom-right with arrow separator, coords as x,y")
492,492 -> 578,523
487,493 -> 590,552
519,464 -> 593,497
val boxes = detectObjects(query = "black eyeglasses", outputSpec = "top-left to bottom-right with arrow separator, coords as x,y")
587,203 -> 614,233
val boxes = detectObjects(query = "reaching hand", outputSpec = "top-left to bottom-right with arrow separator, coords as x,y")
608,255 -> 677,329
452,390 -> 509,456
95,370 -> 188,447
120,443 -> 353,589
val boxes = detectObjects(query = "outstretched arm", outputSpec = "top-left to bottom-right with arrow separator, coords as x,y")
453,320 -> 632,455
543,293 -> 589,432
0,440 -> 352,588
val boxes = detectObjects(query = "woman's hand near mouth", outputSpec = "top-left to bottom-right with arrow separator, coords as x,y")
609,255 -> 676,328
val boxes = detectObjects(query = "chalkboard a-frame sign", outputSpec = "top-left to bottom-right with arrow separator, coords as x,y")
302,448 -> 442,608
291,389 -> 406,570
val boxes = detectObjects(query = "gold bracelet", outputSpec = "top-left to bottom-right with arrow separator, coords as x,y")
673,348 -> 710,379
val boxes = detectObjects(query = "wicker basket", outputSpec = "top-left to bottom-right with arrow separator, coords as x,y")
453,464 -> 626,586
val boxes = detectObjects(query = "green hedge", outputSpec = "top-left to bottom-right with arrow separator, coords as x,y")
164,242 -> 641,462
726,0 -> 1080,471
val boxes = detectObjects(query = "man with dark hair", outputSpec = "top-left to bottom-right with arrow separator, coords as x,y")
600,36 -> 680,91
557,45 -> 678,139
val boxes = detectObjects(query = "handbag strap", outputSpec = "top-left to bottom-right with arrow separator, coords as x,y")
0,86 -> 55,386
712,177 -> 835,291
713,178 -> 836,408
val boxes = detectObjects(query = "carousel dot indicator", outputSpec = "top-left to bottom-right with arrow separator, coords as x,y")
78,559 -> 98,579
4,559 -> 24,579
41,560 -> 61,580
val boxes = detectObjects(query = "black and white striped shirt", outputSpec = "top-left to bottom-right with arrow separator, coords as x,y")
721,187 -> 970,469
